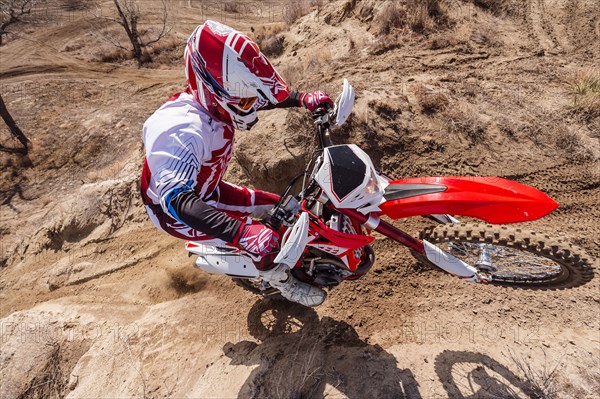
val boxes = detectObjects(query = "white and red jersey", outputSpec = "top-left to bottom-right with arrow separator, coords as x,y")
142,90 -> 233,211
141,90 -> 279,242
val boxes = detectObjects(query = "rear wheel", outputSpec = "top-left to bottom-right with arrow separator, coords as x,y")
415,223 -> 595,288
246,297 -> 318,341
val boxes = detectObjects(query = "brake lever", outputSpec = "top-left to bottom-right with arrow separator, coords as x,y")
311,102 -> 333,117
312,108 -> 334,126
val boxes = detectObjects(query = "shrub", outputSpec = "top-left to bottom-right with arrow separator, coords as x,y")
223,2 -> 240,13
506,349 -> 563,399
97,47 -> 130,63
472,0 -> 514,16
414,84 -> 450,114
444,106 -> 488,142
376,0 -> 449,36
569,69 -> 600,120
284,0 -> 310,25
60,0 -> 89,11
376,2 -> 409,35
147,38 -> 185,66
253,23 -> 287,57
258,35 -> 285,57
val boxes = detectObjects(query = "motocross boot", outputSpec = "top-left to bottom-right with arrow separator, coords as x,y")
260,264 -> 327,307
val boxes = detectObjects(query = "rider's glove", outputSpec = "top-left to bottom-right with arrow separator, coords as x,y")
300,91 -> 333,112
234,222 -> 279,257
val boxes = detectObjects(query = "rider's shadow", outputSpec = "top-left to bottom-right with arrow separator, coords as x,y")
223,298 -> 421,399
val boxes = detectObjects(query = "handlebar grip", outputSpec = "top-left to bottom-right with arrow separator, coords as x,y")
320,102 -> 333,111
311,105 -> 332,119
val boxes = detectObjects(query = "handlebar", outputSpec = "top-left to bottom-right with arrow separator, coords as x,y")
311,104 -> 334,149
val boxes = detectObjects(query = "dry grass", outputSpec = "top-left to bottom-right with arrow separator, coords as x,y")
555,129 -> 580,153
372,0 -> 451,54
284,0 -> 311,25
251,23 -> 286,38
443,105 -> 488,142
97,47 -> 131,63
223,2 -> 241,13
554,127 -> 597,160
19,342 -> 67,399
376,2 -> 410,35
376,0 -> 450,36
272,334 -> 324,399
497,116 -> 522,140
505,349 -> 564,399
569,69 -> 600,120
278,47 -> 332,90
60,0 -> 90,11
496,114 -> 547,144
471,0 -> 517,17
429,20 -> 502,50
470,22 -> 503,47
278,63 -> 305,88
260,35 -> 285,57
414,84 -> 449,114
96,36 -> 182,66
429,25 -> 468,49
497,110 -> 596,159
252,23 -> 287,57
147,37 -> 185,65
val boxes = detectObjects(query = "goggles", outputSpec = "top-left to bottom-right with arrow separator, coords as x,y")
233,97 -> 257,111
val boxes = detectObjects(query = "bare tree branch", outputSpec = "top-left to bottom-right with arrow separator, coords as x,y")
0,0 -> 39,45
141,0 -> 170,47
0,93 -> 29,154
106,37 -> 129,52
94,0 -> 171,67
92,11 -> 122,26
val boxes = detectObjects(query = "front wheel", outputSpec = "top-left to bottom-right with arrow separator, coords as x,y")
415,223 -> 595,288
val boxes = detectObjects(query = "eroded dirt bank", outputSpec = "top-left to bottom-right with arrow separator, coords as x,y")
1,0 -> 599,398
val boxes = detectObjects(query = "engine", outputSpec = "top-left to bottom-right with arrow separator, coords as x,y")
266,196 -> 375,289
298,212 -> 375,289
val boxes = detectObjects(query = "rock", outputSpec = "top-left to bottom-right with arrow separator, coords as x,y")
68,375 -> 79,390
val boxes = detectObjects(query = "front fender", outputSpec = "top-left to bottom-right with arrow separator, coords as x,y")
379,176 -> 558,224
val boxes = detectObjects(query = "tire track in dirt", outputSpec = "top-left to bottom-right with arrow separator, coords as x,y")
545,0 -> 572,52
505,159 -> 600,258
565,0 -> 600,57
0,62 -> 181,86
526,0 -> 559,51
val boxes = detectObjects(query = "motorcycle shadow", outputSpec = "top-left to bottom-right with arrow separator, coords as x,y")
223,297 -> 421,399
434,350 -> 541,399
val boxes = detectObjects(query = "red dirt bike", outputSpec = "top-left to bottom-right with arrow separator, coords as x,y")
186,80 -> 594,299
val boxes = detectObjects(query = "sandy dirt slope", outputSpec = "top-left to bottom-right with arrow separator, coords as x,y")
1,0 -> 599,398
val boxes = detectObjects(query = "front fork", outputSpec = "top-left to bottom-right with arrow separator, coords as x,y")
336,208 -> 488,283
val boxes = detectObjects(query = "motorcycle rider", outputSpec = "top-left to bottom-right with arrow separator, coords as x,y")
141,20 -> 332,307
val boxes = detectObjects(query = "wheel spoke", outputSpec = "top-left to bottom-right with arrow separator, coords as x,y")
444,241 -> 563,280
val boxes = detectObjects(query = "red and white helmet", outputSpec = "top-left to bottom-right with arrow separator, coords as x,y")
184,20 -> 290,130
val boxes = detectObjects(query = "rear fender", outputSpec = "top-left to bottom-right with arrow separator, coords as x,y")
380,177 -> 558,224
